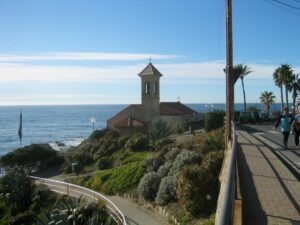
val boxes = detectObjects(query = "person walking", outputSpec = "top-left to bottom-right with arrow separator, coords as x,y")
292,108 -> 300,148
273,107 -> 294,149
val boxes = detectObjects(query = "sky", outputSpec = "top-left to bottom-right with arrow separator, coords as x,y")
0,0 -> 300,106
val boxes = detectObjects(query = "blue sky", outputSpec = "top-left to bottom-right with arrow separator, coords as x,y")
0,0 -> 300,105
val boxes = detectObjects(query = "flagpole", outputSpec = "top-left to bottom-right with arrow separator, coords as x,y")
18,109 -> 22,148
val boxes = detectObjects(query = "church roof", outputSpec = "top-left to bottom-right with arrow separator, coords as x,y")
138,63 -> 163,77
113,116 -> 145,128
160,102 -> 197,115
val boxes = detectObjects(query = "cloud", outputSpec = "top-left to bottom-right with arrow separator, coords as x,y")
0,94 -> 138,105
2,60 -> 296,85
0,52 -> 180,62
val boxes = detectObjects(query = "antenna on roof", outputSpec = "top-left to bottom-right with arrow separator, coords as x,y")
149,57 -> 152,63
177,97 -> 181,102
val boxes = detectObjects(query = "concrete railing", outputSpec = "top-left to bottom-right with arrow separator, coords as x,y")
215,121 -> 239,225
30,176 -> 127,225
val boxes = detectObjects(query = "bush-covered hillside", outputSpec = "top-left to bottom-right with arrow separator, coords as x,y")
67,123 -> 224,225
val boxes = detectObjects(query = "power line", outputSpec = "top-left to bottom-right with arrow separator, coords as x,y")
264,0 -> 300,15
271,0 -> 300,12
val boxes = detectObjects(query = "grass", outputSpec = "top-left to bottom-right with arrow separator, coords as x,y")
73,151 -> 149,195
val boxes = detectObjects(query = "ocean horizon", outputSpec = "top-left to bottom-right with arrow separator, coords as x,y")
0,103 -> 282,156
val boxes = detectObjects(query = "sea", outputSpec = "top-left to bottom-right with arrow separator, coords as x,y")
0,103 -> 281,156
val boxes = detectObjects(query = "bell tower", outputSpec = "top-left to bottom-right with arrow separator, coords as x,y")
138,63 -> 163,117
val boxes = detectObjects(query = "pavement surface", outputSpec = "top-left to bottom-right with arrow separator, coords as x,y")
33,168 -> 168,225
237,124 -> 300,225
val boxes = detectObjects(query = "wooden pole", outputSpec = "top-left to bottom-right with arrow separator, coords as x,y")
226,0 -> 234,142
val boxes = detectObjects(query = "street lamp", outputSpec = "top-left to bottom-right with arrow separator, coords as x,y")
90,117 -> 96,132
205,103 -> 214,112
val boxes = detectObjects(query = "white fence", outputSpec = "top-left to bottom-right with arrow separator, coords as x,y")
30,176 -> 127,225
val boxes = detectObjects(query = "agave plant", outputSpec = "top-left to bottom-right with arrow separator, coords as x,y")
35,195 -> 113,225
148,119 -> 173,150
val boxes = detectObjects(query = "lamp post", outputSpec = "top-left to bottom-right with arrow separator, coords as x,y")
90,117 -> 96,132
205,103 -> 214,112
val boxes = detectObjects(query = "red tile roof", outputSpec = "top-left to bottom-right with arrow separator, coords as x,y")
113,116 -> 145,128
160,102 -> 197,115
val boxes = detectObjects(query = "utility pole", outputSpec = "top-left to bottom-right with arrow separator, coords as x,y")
225,0 -> 234,142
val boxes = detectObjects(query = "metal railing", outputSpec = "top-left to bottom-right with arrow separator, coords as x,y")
215,121 -> 237,225
30,176 -> 127,225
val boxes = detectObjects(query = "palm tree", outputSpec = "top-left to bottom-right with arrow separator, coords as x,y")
281,64 -> 294,107
273,64 -> 293,110
273,67 -> 285,111
234,64 -> 252,111
290,73 -> 300,114
259,91 -> 275,116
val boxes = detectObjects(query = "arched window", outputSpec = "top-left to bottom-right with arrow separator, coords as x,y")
145,82 -> 150,95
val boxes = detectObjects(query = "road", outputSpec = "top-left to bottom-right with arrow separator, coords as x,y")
32,175 -> 168,225
238,123 -> 300,179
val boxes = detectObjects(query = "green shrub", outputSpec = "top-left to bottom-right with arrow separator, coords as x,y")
201,129 -> 224,154
0,144 -> 58,168
10,210 -> 34,225
165,148 -> 181,161
157,162 -> 172,178
97,156 -> 112,170
169,150 -> 201,175
176,151 -> 224,215
155,175 -> 177,205
89,129 -> 108,140
125,134 -> 149,151
204,111 -> 225,132
200,214 -> 215,225
144,154 -> 165,172
138,172 -> 161,201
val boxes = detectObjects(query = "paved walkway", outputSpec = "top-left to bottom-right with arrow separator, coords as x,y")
237,128 -> 300,225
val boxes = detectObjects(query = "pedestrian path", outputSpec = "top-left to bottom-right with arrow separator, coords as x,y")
237,128 -> 300,225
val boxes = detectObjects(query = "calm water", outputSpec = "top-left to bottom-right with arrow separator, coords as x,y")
0,103 -> 279,156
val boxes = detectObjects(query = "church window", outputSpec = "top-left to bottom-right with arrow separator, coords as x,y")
145,82 -> 150,95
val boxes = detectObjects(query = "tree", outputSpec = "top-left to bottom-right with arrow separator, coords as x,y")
234,64 -> 252,111
259,91 -> 275,116
273,64 -> 293,111
290,73 -> 300,114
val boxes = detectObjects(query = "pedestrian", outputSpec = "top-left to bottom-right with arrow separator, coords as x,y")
292,108 -> 300,148
273,107 -> 293,149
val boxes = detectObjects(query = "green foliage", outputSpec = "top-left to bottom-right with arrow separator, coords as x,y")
157,162 -> 172,178
125,133 -> 149,151
200,214 -> 215,225
0,144 -> 59,168
97,156 -> 112,170
176,151 -> 224,215
155,175 -> 177,205
89,128 -> 109,140
43,195 -> 115,225
0,169 -> 34,214
144,153 -> 165,172
201,129 -> 224,154
75,161 -> 146,195
138,172 -> 161,201
148,119 -> 173,150
169,150 -> 201,175
10,210 -> 34,225
204,111 -> 225,132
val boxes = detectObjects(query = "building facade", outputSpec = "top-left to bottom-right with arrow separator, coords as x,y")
107,63 -> 198,133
